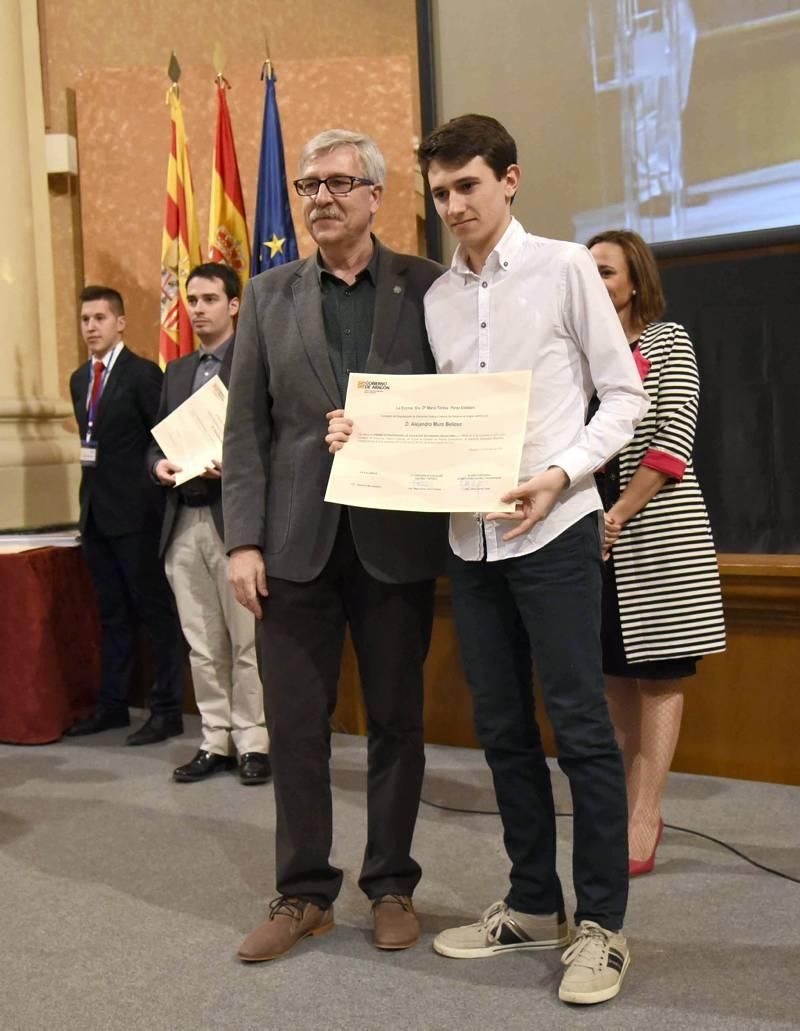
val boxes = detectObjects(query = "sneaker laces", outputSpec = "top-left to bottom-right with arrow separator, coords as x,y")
268,896 -> 307,922
478,900 -> 512,943
560,921 -> 610,971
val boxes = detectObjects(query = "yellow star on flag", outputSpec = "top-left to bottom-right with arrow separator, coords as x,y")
264,234 -> 286,259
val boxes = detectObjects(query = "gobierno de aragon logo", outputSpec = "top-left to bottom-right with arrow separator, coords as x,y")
356,380 -> 390,391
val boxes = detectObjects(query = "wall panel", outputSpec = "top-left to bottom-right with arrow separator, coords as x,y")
335,559 -> 800,786
74,57 -> 417,363
39,0 -> 421,393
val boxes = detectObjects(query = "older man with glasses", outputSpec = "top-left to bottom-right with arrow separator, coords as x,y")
222,129 -> 448,962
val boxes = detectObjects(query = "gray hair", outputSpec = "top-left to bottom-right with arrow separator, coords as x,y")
299,129 -> 386,186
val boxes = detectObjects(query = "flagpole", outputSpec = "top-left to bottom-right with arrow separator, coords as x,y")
208,58 -> 251,288
262,31 -> 273,82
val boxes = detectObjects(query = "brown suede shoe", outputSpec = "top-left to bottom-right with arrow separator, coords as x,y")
238,896 -> 334,962
371,894 -> 420,950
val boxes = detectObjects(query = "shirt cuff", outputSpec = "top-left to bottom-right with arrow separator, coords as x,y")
642,448 -> 686,481
547,447 -> 589,486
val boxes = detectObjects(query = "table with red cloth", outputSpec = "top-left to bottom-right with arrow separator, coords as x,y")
0,546 -> 99,744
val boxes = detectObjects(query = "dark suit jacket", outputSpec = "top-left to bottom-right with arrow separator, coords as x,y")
146,344 -> 235,557
223,239 -> 449,584
70,346 -> 165,537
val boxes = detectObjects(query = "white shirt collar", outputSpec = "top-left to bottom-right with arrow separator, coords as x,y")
451,216 -> 527,277
92,341 -> 123,369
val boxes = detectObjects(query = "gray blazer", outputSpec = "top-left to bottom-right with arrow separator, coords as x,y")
222,239 -> 449,584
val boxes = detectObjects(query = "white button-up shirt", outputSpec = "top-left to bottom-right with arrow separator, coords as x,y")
424,217 -> 650,562
85,341 -> 123,407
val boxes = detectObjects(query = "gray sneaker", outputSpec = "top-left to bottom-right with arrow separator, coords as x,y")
433,900 -> 569,959
558,920 -> 630,1004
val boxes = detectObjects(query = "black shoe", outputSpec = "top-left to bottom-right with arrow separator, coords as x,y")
65,710 -> 130,736
239,752 -> 272,785
125,713 -> 184,746
173,749 -> 237,783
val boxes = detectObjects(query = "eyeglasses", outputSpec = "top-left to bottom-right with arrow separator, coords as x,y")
293,175 -> 375,197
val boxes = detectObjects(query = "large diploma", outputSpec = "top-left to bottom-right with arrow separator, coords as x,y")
151,377 -> 228,487
325,371 -> 531,513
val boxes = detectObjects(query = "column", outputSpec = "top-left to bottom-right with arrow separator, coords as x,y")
0,0 -> 80,531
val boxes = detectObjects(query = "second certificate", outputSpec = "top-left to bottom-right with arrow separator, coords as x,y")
325,370 -> 531,513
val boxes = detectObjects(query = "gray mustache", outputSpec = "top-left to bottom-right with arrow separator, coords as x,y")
310,207 -> 342,222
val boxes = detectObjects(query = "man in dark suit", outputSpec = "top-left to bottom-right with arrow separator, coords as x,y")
68,285 -> 184,745
147,263 -> 270,786
223,130 -> 448,961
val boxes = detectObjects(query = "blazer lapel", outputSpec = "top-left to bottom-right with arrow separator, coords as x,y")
75,362 -> 91,436
367,242 -> 407,373
292,258 -> 342,409
219,339 -> 235,387
173,351 -> 200,400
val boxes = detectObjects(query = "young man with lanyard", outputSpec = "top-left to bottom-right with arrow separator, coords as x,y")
328,115 -> 649,1004
68,286 -> 184,745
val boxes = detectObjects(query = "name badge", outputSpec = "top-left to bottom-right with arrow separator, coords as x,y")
80,441 -> 99,466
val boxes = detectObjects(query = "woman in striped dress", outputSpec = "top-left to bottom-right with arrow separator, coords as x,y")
587,230 -> 725,877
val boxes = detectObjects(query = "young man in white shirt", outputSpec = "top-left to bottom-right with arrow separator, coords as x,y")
419,115 -> 649,1005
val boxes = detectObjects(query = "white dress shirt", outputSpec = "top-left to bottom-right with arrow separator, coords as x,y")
424,217 -> 650,562
85,341 -> 123,407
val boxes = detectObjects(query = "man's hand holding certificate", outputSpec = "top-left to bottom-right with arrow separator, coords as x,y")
151,377 -> 228,487
325,371 -> 531,513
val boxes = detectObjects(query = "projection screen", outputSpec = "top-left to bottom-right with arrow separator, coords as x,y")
429,0 -> 800,249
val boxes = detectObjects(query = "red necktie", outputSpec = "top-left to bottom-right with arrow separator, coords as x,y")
89,360 -> 104,413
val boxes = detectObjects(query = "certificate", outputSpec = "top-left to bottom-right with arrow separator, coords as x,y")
325,371 -> 531,513
150,376 -> 228,487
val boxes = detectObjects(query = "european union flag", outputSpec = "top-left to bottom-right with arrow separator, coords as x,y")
251,66 -> 299,276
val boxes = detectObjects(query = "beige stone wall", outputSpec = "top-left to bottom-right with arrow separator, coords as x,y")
39,0 -> 422,395
1,0 -> 80,530
75,56 -> 418,364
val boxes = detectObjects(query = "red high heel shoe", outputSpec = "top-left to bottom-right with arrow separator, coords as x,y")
629,818 -> 664,878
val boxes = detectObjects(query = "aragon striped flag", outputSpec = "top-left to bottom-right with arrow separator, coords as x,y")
208,76 -> 251,289
159,66 -> 202,367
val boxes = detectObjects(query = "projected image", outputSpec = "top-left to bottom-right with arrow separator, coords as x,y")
575,0 -> 800,243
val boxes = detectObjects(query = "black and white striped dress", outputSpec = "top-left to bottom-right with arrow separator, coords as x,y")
608,322 -> 726,665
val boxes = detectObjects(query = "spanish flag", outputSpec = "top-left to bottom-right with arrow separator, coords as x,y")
159,84 -> 202,366
208,77 -> 250,288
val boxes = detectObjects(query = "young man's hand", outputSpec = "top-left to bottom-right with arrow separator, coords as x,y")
325,409 -> 353,454
201,458 -> 222,480
486,466 -> 569,542
154,459 -> 182,486
228,546 -> 268,619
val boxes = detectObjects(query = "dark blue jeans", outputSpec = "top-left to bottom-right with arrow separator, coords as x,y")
448,513 -> 628,930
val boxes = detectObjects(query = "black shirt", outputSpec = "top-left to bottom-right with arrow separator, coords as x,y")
317,245 -> 379,401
